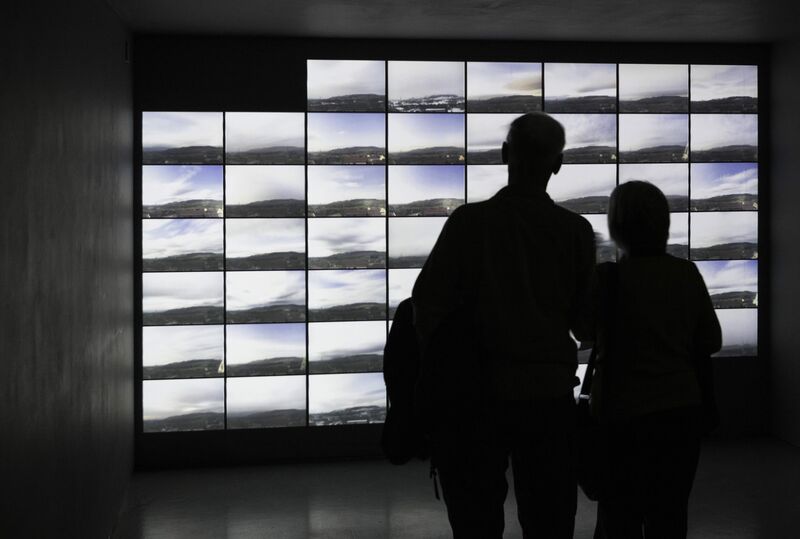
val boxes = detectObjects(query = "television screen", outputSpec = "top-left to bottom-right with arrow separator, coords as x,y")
550,114 -> 617,164
142,219 -> 224,272
143,378 -> 224,432
308,321 -> 386,373
690,212 -> 758,260
307,113 -> 386,164
467,62 -> 542,112
226,323 -> 307,376
140,60 -> 761,433
225,218 -> 306,271
388,61 -> 465,112
308,269 -> 386,322
691,65 -> 758,112
690,163 -> 758,211
225,165 -> 305,218
227,376 -> 307,429
466,165 -> 507,202
619,164 -> 689,212
142,272 -> 224,325
388,113 -> 465,164
143,325 -> 224,379
226,271 -> 306,323
544,63 -> 617,112
308,165 -> 386,217
548,164 -> 616,213
467,113 -> 518,164
142,112 -> 223,164
225,113 -> 305,164
691,114 -> 758,162
619,64 -> 688,112
696,260 -> 758,309
307,60 -> 386,112
388,165 -> 464,216
308,218 -> 386,269
309,372 -> 387,426
619,114 -> 688,163
142,165 -> 223,218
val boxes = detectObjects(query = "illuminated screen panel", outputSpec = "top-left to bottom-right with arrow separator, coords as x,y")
139,61 -> 760,432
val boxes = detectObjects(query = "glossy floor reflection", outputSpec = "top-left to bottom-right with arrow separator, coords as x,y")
114,437 -> 799,539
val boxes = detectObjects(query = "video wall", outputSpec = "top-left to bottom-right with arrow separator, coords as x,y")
140,61 -> 758,432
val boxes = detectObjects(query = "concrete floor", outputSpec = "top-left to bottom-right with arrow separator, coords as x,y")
114,437 -> 799,539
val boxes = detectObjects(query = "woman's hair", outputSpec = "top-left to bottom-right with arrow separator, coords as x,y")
608,181 -> 670,255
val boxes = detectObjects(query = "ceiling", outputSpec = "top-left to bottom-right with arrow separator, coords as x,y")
108,0 -> 798,43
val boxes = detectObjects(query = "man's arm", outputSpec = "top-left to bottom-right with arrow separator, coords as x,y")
411,206 -> 469,351
570,217 -> 597,345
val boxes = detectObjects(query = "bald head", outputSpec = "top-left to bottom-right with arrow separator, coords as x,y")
502,112 -> 565,191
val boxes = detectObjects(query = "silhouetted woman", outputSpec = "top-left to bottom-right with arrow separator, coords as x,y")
591,181 -> 722,539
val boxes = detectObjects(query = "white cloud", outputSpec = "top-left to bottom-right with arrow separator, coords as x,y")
308,269 -> 385,310
226,271 -> 305,311
691,65 -> 758,101
226,323 -> 306,364
691,114 -> 758,151
467,114 -> 519,152
544,63 -> 616,99
691,212 -> 758,248
308,113 -> 385,152
389,114 -> 465,153
142,272 -> 224,313
309,373 -> 386,413
308,218 -> 385,258
142,219 -> 223,259
309,321 -> 386,361
143,325 -> 224,366
619,114 -> 687,151
551,114 -> 616,150
225,113 -> 304,152
389,61 -> 464,100
388,165 -> 464,204
549,164 -> 616,201
696,260 -> 758,296
389,268 -> 422,307
619,64 -> 688,100
142,112 -> 222,149
388,217 -> 446,258
227,376 -> 306,414
225,165 -> 305,204
308,166 -> 385,205
467,62 -> 542,99
226,219 -> 305,258
467,165 -> 507,202
691,163 -> 758,199
619,164 -> 688,197
142,165 -> 222,206
143,378 -> 224,420
308,60 -> 385,100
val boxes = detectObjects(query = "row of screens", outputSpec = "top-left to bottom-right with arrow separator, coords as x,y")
142,112 -> 758,165
142,163 -> 758,219
306,61 -> 757,113
141,211 -> 759,275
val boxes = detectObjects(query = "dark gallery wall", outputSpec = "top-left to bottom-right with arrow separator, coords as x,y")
770,39 -> 800,448
0,1 -> 134,537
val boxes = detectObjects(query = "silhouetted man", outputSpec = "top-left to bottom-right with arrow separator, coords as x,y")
412,112 -> 596,538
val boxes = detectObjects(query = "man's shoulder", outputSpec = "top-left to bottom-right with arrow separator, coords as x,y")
551,205 -> 594,235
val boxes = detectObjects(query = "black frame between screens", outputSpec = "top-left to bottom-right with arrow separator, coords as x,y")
133,36 -> 770,469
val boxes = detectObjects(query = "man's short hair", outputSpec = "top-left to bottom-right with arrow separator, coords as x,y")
608,181 -> 670,255
505,112 -> 565,166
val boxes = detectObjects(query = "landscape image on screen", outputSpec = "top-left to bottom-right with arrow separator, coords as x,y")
307,60 -> 386,111
389,268 -> 421,318
388,61 -> 465,112
142,165 -> 223,218
467,113 -> 518,164
309,321 -> 386,373
226,219 -> 306,270
307,166 -> 385,217
388,165 -> 464,216
226,271 -> 306,323
143,325 -> 224,379
691,114 -> 758,162
388,114 -> 465,164
466,165 -> 507,202
308,218 -> 386,269
308,269 -> 386,321
715,309 -> 758,357
583,214 -> 616,263
309,372 -> 387,426
691,65 -> 758,112
690,212 -> 758,260
388,217 -> 446,268
142,219 -> 223,272
696,260 -> 758,309
307,113 -> 385,164
226,323 -> 306,376
619,114 -> 688,163
668,212 -> 689,259
225,112 -> 305,164
619,64 -> 688,112
142,272 -> 224,326
690,163 -> 758,211
227,376 -> 307,429
467,62 -> 542,112
619,164 -> 689,212
225,165 -> 306,218
544,63 -> 617,112
548,164 -> 616,213
551,114 -> 617,164
143,378 -> 224,432
142,112 -> 223,165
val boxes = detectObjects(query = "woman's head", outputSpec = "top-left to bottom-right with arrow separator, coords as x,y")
608,181 -> 670,256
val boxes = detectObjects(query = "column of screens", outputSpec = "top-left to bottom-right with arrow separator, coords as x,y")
139,61 -> 758,433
